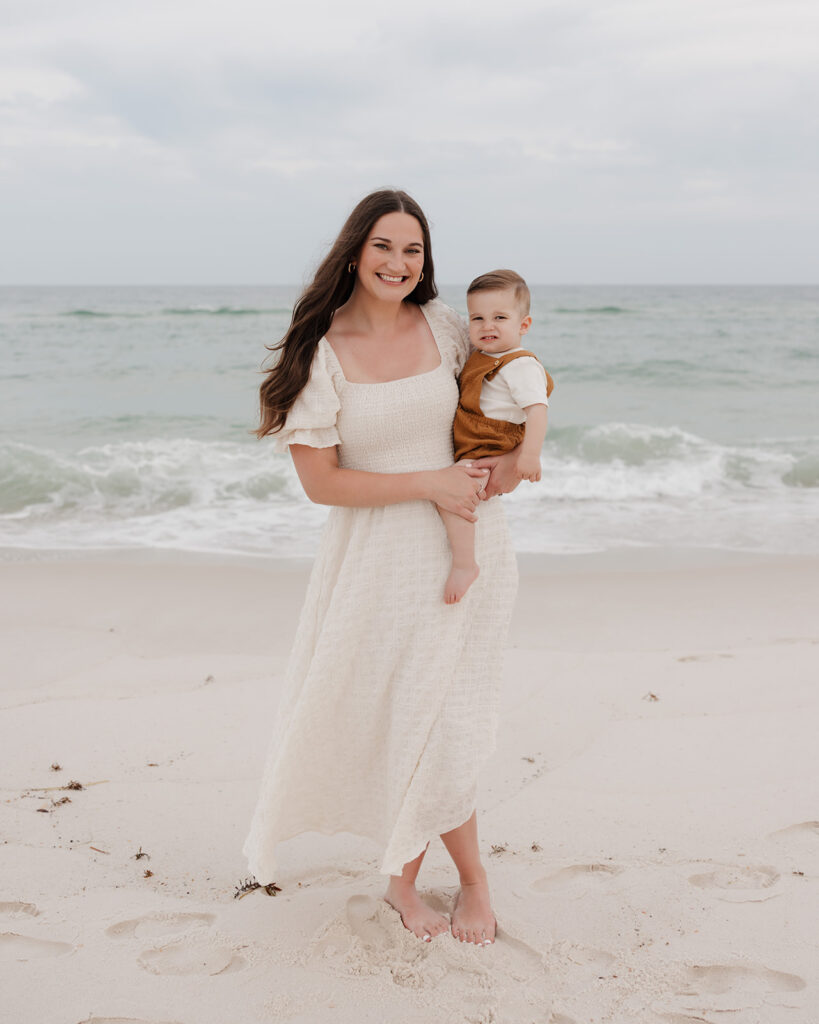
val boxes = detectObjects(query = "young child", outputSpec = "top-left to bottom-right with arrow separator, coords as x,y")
440,269 -> 554,603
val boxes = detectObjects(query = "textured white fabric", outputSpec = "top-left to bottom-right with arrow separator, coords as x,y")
479,347 -> 550,424
271,342 -> 341,453
242,298 -> 519,881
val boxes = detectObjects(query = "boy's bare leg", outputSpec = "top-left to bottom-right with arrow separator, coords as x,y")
438,507 -> 480,604
384,843 -> 450,941
440,810 -> 496,945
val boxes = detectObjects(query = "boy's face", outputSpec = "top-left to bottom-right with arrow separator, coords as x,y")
466,288 -> 532,353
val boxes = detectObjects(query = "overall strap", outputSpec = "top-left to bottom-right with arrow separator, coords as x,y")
483,348 -> 539,380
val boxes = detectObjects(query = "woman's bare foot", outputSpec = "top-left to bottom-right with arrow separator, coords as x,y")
444,563 -> 479,604
384,878 -> 450,942
451,872 -> 497,945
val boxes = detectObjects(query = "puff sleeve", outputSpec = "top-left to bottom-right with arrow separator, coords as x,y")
272,340 -> 343,454
422,298 -> 471,375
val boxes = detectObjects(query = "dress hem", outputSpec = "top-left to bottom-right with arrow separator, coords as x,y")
244,734 -> 499,882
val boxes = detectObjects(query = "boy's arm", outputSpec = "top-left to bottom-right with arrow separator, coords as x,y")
516,404 -> 548,482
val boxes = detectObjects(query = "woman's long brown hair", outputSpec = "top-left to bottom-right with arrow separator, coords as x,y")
256,189 -> 438,438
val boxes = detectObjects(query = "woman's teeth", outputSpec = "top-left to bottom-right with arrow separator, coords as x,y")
377,273 -> 405,282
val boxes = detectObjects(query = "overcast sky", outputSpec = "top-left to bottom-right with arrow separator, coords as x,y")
1,0 -> 817,284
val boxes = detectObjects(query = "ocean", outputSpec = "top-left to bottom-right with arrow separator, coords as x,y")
1,284 -> 817,560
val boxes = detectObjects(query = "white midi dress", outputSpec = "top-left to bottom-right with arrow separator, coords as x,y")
242,298 -> 519,881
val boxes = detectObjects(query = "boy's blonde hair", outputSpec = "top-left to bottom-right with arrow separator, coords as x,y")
466,269 -> 530,316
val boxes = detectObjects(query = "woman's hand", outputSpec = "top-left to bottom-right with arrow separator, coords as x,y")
427,463 -> 489,522
290,444 -> 490,517
471,447 -> 524,499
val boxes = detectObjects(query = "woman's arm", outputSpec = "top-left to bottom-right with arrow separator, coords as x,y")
289,444 -> 489,522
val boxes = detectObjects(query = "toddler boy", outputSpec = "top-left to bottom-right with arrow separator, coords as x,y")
440,269 -> 553,603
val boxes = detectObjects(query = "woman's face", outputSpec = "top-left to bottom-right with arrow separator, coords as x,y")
354,212 -> 425,302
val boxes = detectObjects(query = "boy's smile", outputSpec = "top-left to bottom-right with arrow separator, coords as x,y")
466,288 -> 532,354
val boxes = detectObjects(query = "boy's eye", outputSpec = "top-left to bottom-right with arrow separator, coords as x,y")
496,315 -> 507,320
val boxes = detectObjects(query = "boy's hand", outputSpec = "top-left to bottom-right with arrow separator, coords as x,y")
515,453 -> 542,482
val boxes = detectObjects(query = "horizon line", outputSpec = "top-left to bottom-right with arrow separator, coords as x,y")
1,281 -> 817,289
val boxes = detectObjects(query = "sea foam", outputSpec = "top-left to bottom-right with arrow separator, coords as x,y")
2,427 -> 817,558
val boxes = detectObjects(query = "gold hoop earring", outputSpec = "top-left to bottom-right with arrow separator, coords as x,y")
348,262 -> 356,273
419,271 -> 424,282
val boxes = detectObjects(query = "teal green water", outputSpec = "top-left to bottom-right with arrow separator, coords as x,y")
1,285 -> 817,556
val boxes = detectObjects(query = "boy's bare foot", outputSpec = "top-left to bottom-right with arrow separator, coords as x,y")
384,878 -> 449,942
451,873 -> 497,945
444,564 -> 480,604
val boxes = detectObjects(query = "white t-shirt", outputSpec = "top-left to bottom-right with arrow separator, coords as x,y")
479,348 -> 550,424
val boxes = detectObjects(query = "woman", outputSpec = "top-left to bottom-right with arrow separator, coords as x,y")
242,189 -> 522,946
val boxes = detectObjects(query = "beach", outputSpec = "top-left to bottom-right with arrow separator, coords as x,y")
4,0 -> 817,1015
2,550 -> 817,1023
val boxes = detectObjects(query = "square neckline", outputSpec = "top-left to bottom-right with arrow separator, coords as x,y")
320,301 -> 444,386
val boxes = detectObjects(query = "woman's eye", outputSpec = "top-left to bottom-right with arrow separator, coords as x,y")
374,243 -> 388,250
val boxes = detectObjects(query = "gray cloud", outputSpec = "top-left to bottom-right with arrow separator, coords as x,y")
1,0 -> 817,283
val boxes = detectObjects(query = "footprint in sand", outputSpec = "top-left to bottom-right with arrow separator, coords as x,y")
770,820 -> 819,840
676,653 -> 732,662
105,911 -> 245,977
77,1018 -> 184,1024
688,864 -> 781,902
0,901 -> 39,918
666,963 -> 806,1014
308,893 -> 553,1023
657,1014 -> 718,1023
0,932 -> 74,960
105,911 -> 215,940
550,941 -> 617,986
531,863 -> 623,894
137,942 -> 245,976
768,821 -> 819,868
294,865 -> 369,890
0,903 -> 70,960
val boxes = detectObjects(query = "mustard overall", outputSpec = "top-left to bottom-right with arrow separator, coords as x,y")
452,349 -> 555,462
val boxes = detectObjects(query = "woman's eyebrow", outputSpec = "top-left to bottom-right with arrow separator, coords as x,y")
371,236 -> 424,247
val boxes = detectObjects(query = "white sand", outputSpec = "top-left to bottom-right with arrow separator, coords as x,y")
1,551 -> 817,1024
